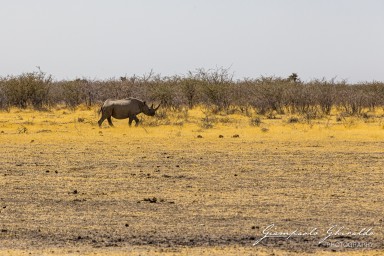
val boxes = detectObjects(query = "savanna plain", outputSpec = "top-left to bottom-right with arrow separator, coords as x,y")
0,107 -> 383,256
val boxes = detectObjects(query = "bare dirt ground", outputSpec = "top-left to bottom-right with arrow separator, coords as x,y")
0,108 -> 383,255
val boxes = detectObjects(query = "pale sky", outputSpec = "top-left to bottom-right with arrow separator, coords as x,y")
1,0 -> 383,82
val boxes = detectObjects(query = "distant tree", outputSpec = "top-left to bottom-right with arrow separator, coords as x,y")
288,73 -> 300,83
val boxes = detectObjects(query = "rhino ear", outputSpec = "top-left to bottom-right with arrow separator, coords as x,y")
143,101 -> 146,105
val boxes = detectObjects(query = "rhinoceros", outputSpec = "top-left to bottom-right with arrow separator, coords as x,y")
98,98 -> 160,127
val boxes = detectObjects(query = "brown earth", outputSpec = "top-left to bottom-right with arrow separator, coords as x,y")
0,109 -> 383,255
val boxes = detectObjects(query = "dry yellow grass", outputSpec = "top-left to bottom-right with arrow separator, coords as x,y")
0,107 -> 383,255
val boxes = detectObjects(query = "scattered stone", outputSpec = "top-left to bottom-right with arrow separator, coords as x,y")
30,140 -> 35,143
197,135 -> 203,138
125,223 -> 129,227
143,197 -> 158,203
106,243 -> 118,247
73,199 -> 86,202
46,170 -> 50,173
176,165 -> 180,168
232,134 -> 240,138
36,129 -> 52,133
219,135 -> 224,138
73,190 -> 78,194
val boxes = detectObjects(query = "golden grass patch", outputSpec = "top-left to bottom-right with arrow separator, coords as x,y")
0,107 -> 383,255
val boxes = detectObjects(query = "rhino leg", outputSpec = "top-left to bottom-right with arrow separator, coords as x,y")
98,115 -> 106,127
98,107 -> 112,128
133,115 -> 140,126
107,117 -> 114,127
128,116 -> 133,126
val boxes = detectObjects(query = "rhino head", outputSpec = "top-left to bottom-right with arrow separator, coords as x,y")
142,102 -> 161,116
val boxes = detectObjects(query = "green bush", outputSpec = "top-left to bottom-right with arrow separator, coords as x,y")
2,71 -> 51,109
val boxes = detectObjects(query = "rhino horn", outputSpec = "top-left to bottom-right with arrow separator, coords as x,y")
151,103 -> 154,109
154,103 -> 161,111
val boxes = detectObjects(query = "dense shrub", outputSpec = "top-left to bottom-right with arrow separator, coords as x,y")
1,71 -> 51,109
1,69 -> 384,118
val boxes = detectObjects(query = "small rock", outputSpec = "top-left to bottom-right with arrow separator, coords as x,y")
73,190 -> 78,194
232,134 -> 240,138
143,197 -> 157,203
219,135 -> 224,138
125,224 -> 129,227
197,135 -> 203,138
30,140 -> 34,143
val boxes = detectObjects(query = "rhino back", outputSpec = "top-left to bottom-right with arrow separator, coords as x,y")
108,99 -> 142,119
